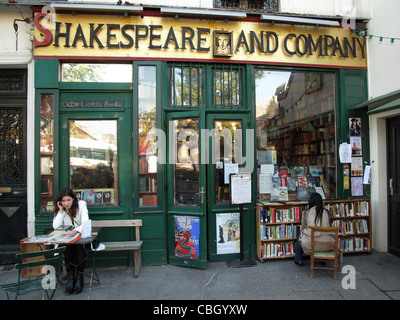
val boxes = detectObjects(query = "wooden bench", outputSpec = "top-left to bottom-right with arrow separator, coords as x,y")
91,219 -> 143,278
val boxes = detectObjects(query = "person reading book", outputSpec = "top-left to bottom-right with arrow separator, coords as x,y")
294,192 -> 334,266
53,188 -> 89,294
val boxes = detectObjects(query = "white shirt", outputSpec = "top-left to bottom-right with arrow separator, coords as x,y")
52,200 -> 89,234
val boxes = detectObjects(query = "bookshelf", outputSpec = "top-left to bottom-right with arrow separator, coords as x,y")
323,199 -> 371,253
256,202 -> 307,260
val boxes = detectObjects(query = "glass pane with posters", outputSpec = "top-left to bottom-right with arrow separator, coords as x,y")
69,120 -> 118,206
255,70 -> 336,201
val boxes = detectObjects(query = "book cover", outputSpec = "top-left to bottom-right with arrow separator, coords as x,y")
297,186 -> 309,200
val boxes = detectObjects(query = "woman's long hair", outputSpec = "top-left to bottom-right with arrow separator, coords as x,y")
309,192 -> 326,225
53,188 -> 79,219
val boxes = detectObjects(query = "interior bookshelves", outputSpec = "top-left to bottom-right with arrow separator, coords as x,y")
256,199 -> 371,261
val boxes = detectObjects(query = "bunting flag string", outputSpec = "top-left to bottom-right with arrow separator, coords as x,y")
351,29 -> 400,44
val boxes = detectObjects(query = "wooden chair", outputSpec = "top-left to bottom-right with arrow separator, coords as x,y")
310,226 -> 341,280
0,247 -> 65,300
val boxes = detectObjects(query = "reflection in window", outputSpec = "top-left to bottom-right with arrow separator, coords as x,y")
173,118 -> 200,207
170,64 -> 204,107
213,120 -> 242,205
213,66 -> 240,107
61,63 -> 133,82
138,66 -> 157,207
69,120 -> 118,206
255,70 -> 336,201
40,94 -> 54,212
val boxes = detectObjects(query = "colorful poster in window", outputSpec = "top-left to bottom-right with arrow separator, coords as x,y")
216,213 -> 240,255
174,216 -> 200,260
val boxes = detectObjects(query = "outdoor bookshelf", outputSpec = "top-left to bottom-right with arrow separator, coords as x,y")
256,198 -> 372,261
323,199 -> 371,254
256,202 -> 307,260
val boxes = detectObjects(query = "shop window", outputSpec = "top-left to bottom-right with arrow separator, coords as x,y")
170,63 -> 204,107
213,120 -> 243,205
213,65 -> 241,107
69,120 -> 118,206
255,69 -> 336,201
138,66 -> 158,207
61,63 -> 133,82
40,94 -> 54,212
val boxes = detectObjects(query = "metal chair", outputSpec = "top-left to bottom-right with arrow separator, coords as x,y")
0,247 -> 65,300
310,226 -> 341,280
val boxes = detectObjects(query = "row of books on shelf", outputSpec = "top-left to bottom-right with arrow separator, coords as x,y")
331,219 -> 369,236
260,224 -> 300,240
325,201 -> 369,218
340,237 -> 370,252
139,176 -> 157,192
260,241 -> 296,258
260,206 -> 303,223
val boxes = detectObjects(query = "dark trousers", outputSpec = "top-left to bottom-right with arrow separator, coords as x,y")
64,244 -> 86,273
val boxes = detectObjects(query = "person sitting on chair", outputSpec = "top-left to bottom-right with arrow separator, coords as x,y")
295,192 -> 334,266
53,188 -> 89,294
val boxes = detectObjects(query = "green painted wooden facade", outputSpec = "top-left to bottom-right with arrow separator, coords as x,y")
34,58 -> 368,267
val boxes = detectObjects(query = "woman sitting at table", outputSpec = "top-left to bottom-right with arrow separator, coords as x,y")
53,188 -> 89,294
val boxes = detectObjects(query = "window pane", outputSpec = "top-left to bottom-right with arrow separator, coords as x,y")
213,120 -> 242,205
170,64 -> 204,107
173,118 -> 200,206
40,94 -> 54,211
69,120 -> 118,206
62,63 -> 132,82
213,68 -> 240,107
138,66 -> 158,207
255,70 -> 336,201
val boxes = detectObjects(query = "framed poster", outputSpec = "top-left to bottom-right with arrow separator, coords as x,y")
216,212 -> 240,255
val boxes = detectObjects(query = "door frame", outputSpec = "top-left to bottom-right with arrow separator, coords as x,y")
166,110 -> 207,268
206,112 -> 253,262
387,116 -> 400,256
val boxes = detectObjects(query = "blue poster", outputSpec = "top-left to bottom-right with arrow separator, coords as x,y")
174,216 -> 200,260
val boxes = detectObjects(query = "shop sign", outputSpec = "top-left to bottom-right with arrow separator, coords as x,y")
61,99 -> 123,108
34,13 -> 367,69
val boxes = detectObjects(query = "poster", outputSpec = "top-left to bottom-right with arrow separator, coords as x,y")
351,177 -> 363,197
216,213 -> 240,255
350,136 -> 362,156
349,118 -> 361,136
351,157 -> 363,176
230,173 -> 252,204
224,163 -> 238,184
174,216 -> 200,260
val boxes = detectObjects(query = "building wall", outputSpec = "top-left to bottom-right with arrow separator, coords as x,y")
0,5 -> 35,237
366,0 -> 400,252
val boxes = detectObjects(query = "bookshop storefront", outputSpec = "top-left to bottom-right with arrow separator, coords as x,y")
33,7 -> 368,268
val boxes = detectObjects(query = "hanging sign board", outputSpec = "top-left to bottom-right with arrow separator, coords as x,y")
230,173 -> 252,205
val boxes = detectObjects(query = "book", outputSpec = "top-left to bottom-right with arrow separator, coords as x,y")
297,186 -> 309,200
24,232 -> 81,244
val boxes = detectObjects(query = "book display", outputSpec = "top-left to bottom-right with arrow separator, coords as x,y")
324,199 -> 371,253
256,198 -> 371,261
256,202 -> 307,260
257,113 -> 336,202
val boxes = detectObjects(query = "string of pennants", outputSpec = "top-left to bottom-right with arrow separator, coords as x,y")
352,29 -> 400,44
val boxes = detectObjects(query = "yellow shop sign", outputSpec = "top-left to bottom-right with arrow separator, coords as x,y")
34,13 -> 367,69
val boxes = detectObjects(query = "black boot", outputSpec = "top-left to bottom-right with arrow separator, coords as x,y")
74,272 -> 84,294
65,269 -> 76,294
